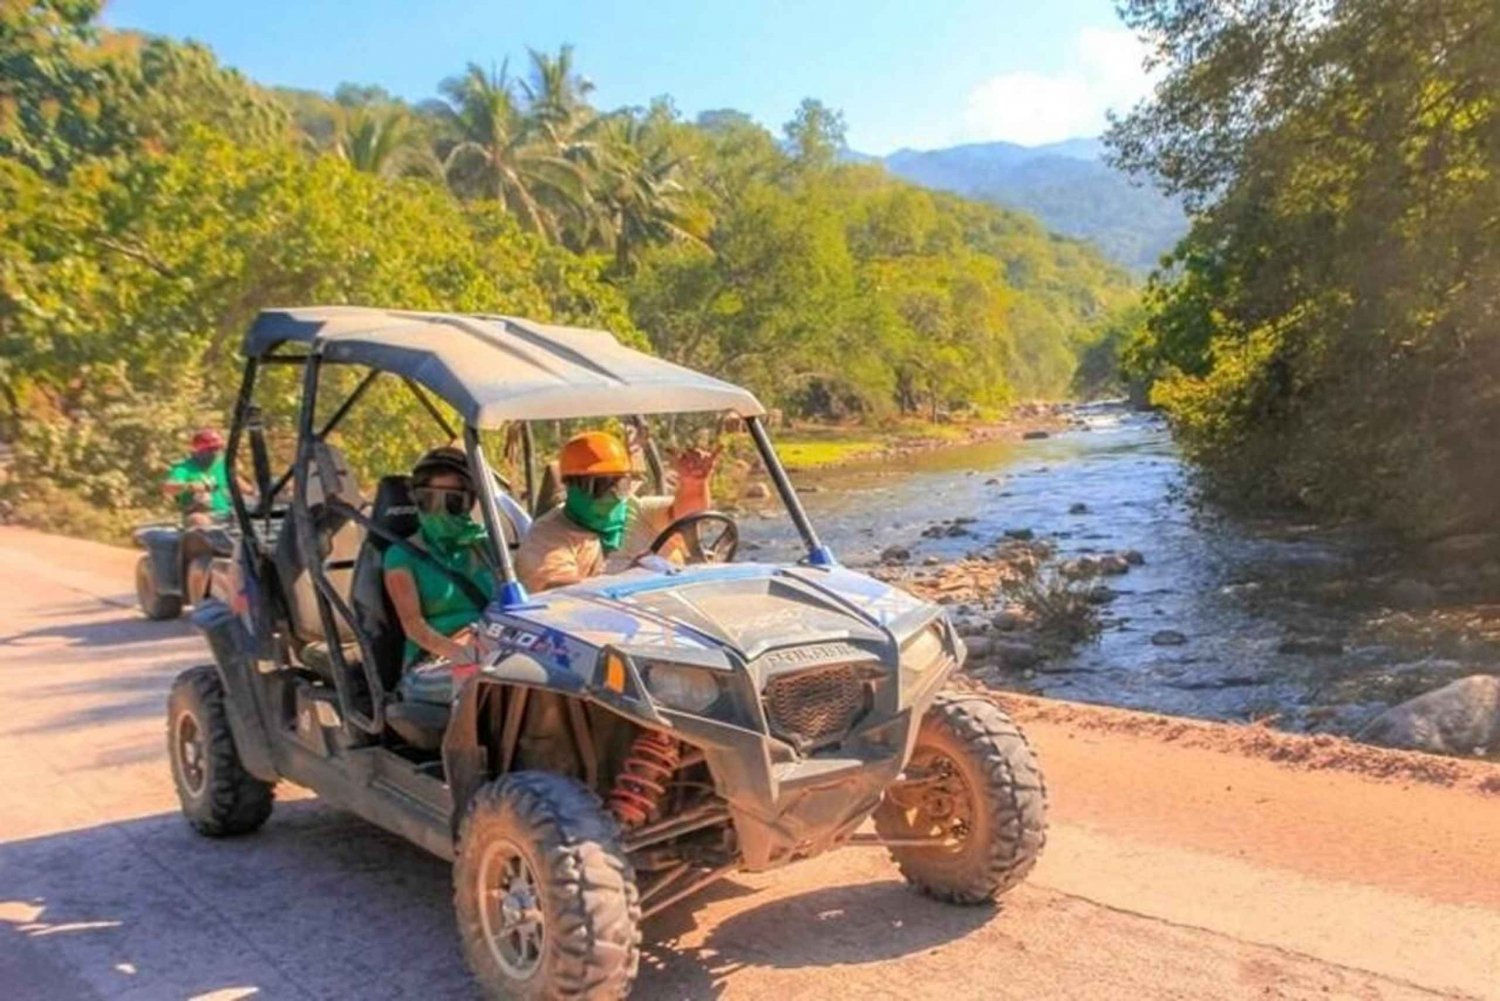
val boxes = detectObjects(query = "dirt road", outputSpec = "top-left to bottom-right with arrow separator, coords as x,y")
2,526 -> 1497,1000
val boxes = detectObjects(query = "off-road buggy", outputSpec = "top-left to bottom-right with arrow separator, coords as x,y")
132,520 -> 235,620
168,306 -> 1046,999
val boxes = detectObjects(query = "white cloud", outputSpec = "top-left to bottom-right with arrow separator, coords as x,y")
958,27 -> 1155,147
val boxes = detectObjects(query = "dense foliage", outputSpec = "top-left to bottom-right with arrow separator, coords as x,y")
1112,0 -> 1500,538
1,1 -> 1133,536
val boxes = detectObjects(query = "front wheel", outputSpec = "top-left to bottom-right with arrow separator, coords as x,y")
875,691 -> 1047,904
167,666 -> 274,836
454,772 -> 641,1000
136,555 -> 182,620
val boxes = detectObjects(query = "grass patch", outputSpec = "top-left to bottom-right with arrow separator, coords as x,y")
775,419 -> 974,470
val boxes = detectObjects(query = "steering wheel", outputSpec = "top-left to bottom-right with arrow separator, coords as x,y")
649,511 -> 740,565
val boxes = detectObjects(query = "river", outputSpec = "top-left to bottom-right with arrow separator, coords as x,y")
741,405 -> 1498,735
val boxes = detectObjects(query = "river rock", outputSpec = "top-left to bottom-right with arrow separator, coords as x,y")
1068,502 -> 1089,515
991,606 -> 1030,631
963,635 -> 995,659
955,616 -> 988,638
922,555 -> 942,566
1022,430 -> 1050,440
742,481 -> 771,500
1086,584 -> 1119,604
984,477 -> 1001,485
879,545 -> 911,564
1386,578 -> 1439,610
1357,675 -> 1500,757
1060,557 -> 1099,579
991,639 -> 1044,669
1097,554 -> 1131,575
1151,629 -> 1188,646
944,523 -> 972,538
1123,549 -> 1145,566
1003,528 -> 1035,541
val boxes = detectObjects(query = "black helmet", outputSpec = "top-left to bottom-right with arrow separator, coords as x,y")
411,446 -> 473,490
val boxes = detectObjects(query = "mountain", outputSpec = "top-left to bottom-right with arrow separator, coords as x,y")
876,138 -> 1185,272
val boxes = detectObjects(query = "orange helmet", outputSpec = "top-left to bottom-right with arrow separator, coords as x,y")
559,431 -> 631,477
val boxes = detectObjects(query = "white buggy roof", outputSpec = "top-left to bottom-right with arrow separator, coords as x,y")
244,306 -> 764,427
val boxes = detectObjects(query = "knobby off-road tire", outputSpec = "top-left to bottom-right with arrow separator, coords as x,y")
877,691 -> 1047,904
167,665 -> 274,836
136,554 -> 183,620
454,772 -> 641,1001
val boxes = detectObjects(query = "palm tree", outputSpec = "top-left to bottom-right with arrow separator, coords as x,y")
436,62 -> 585,239
331,105 -> 434,178
580,113 -> 708,271
520,45 -> 594,141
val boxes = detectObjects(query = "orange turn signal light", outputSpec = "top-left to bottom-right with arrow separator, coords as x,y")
603,651 -> 627,693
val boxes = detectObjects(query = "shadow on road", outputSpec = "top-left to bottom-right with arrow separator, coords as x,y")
1,795 -> 996,1000
643,877 -> 999,997
0,612 -> 194,651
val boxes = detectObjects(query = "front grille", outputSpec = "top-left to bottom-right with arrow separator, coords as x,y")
763,664 -> 868,751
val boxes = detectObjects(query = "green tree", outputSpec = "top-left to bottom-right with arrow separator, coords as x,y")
437,62 -> 585,238
783,98 -> 847,169
1111,0 -> 1500,535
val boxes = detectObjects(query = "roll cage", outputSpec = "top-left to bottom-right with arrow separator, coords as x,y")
224,307 -> 834,739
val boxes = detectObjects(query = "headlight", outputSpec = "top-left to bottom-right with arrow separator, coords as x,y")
900,625 -> 948,673
639,661 -> 724,714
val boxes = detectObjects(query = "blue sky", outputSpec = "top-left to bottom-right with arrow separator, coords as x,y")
101,0 -> 1151,155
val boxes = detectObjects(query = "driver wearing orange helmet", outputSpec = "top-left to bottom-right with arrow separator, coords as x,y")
515,430 -> 719,592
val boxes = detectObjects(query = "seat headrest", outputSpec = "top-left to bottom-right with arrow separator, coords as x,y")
371,475 -> 419,546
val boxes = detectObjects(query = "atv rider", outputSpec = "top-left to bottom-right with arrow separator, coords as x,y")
382,447 -> 496,707
162,428 -> 233,528
515,430 -> 718,593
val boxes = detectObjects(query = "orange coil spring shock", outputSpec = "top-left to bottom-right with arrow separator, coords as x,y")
610,729 -> 680,827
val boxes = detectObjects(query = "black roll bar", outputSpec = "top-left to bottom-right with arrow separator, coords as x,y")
293,353 -> 384,735
746,416 -> 834,567
225,357 -> 258,534
403,377 -> 459,441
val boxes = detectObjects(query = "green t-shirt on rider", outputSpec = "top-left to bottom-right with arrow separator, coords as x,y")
165,454 -> 232,516
383,538 -> 495,666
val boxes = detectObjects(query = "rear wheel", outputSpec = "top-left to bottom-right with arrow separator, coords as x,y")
875,691 -> 1046,904
454,772 -> 640,1000
167,666 -> 274,836
136,555 -> 182,620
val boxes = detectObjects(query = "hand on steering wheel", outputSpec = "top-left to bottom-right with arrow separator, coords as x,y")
648,511 -> 740,564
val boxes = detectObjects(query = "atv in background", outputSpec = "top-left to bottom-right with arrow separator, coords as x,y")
132,520 -> 235,620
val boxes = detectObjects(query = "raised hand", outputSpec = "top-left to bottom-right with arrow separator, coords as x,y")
670,444 -> 721,483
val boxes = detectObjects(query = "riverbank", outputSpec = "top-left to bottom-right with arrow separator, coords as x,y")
771,403 -> 1070,472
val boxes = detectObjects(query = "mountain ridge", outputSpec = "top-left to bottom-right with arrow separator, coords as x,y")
865,136 -> 1184,272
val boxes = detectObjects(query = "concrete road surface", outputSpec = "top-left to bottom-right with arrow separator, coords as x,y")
2,526 -> 1498,1000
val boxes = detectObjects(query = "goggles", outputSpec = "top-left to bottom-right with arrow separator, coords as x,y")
412,486 -> 475,516
575,475 -> 636,500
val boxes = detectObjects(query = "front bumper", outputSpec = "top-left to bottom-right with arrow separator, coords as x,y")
658,652 -> 954,871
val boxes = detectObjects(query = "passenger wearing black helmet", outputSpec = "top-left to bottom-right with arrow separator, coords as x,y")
382,446 -> 495,705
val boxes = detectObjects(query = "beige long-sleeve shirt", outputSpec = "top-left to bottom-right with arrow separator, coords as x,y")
515,495 -> 677,593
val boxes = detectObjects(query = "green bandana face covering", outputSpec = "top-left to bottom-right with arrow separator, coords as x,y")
418,511 -> 485,554
564,484 -> 629,552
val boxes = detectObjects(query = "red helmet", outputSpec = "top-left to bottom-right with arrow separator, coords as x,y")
191,428 -> 225,452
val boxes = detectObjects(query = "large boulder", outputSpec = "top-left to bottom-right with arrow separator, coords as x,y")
1357,675 -> 1500,757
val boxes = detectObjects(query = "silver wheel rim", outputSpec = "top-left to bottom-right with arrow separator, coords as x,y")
174,710 -> 207,798
478,837 -> 545,980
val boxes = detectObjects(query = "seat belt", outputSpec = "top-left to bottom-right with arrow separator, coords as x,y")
328,500 -> 493,610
